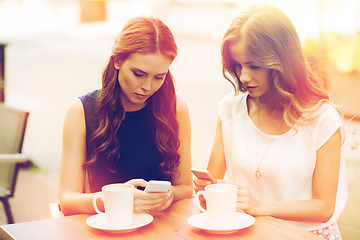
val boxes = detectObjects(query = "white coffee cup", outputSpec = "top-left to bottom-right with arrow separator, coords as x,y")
196,183 -> 238,229
93,183 -> 134,228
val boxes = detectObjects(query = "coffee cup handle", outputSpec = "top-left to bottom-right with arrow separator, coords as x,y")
195,190 -> 207,212
93,193 -> 105,214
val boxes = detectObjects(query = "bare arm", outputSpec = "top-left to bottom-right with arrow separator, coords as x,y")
60,98 -> 193,215
59,99 -> 99,216
170,97 -> 193,201
193,116 -> 227,192
207,116 -> 227,179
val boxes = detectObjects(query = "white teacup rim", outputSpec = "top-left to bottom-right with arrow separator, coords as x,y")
102,183 -> 134,192
205,183 -> 237,191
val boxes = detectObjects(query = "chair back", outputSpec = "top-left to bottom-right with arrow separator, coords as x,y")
0,103 -> 29,197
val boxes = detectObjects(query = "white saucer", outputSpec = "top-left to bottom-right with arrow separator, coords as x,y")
86,213 -> 153,233
187,212 -> 255,234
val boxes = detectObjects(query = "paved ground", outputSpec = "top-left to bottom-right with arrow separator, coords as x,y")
1,0 -> 360,225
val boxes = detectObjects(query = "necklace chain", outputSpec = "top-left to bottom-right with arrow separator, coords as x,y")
255,106 -> 283,179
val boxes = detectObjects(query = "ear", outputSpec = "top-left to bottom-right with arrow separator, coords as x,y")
114,61 -> 121,70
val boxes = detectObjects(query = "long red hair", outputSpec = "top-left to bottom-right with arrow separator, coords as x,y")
84,17 -> 180,180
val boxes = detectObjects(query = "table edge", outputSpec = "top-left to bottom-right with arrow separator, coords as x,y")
0,225 -> 15,240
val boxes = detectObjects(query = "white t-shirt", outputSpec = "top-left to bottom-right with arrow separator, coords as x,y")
219,92 -> 347,231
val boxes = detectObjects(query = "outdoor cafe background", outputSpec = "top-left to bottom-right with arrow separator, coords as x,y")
0,0 -> 359,231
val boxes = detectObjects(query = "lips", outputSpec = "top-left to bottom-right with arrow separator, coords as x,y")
134,93 -> 149,99
245,86 -> 257,91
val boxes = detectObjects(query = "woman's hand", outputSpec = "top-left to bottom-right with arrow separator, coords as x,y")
193,176 -> 212,193
126,179 -> 173,213
216,179 -> 253,214
193,176 -> 213,208
235,184 -> 263,215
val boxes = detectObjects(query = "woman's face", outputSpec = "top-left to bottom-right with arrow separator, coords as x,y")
229,39 -> 271,99
115,52 -> 172,112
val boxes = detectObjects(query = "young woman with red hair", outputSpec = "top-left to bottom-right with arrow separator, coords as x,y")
60,16 -> 192,215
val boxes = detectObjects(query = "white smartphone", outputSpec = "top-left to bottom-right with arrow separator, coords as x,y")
191,168 -> 217,184
144,180 -> 171,192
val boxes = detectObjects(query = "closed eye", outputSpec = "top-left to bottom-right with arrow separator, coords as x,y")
154,73 -> 166,80
155,75 -> 165,80
132,70 -> 145,78
250,65 -> 260,70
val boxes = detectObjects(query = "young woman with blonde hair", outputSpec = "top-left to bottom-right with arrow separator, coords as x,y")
195,5 -> 347,239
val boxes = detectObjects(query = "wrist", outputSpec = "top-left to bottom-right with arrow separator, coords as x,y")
257,200 -> 271,216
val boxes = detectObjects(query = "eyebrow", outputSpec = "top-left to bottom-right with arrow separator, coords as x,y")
132,68 -> 146,74
132,68 -> 167,76
156,73 -> 167,77
233,60 -> 253,65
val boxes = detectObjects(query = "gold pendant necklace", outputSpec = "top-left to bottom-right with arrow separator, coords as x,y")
255,106 -> 283,179
255,169 -> 262,179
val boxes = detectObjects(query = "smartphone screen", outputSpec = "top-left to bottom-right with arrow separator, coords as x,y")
144,180 -> 171,192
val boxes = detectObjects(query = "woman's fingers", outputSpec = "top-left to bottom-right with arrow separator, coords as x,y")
125,179 -> 174,212
133,189 -> 172,212
126,179 -> 148,188
156,190 -> 173,211
193,177 -> 211,193
236,203 -> 249,212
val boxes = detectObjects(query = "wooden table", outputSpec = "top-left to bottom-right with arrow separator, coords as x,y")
0,198 -> 321,240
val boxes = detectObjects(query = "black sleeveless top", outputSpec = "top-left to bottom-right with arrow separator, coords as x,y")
80,90 -> 171,192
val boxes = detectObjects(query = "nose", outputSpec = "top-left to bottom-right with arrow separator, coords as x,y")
141,77 -> 152,92
239,68 -> 251,84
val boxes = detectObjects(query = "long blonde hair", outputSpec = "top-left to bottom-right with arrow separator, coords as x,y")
221,5 -> 330,128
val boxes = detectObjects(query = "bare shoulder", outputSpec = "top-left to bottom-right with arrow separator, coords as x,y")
67,98 -> 83,113
65,99 -> 84,118
63,98 -> 85,128
175,97 -> 191,148
176,96 -> 189,113
176,96 -> 190,121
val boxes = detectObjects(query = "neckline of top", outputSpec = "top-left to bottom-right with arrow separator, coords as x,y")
242,93 -> 293,137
